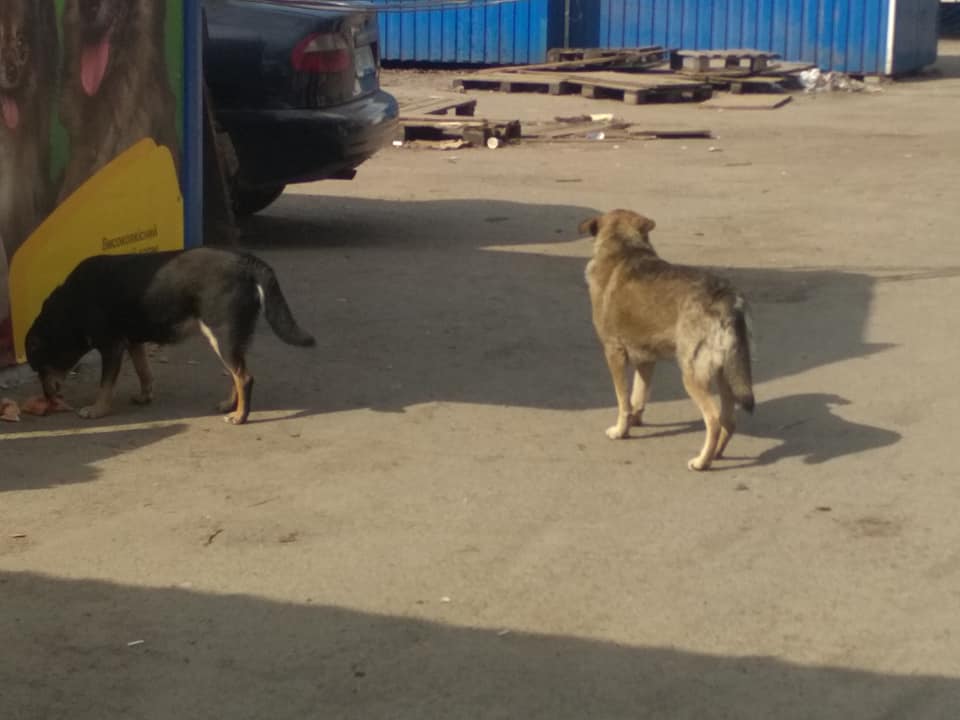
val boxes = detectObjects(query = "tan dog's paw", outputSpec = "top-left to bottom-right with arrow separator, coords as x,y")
687,457 -> 711,472
606,424 -> 630,439
223,414 -> 247,425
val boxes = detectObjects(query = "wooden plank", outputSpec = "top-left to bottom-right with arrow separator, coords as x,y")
673,48 -> 780,59
397,95 -> 478,117
455,69 -> 711,103
565,71 -> 712,90
476,53 -> 661,75
454,72 -> 574,95
698,93 -> 793,110
547,46 -> 664,63
628,128 -> 712,138
671,48 -> 781,75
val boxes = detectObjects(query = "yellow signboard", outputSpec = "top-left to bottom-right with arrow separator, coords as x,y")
8,139 -> 183,363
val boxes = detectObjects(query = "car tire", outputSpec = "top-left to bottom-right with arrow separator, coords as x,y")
234,184 -> 286,216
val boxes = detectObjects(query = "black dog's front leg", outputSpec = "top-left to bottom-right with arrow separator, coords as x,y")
78,342 -> 125,420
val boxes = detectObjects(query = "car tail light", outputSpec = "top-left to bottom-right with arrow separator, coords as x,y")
292,33 -> 351,73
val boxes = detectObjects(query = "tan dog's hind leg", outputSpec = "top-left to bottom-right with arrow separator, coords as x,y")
603,346 -> 632,439
715,374 -> 737,459
629,362 -> 655,427
128,343 -> 154,405
682,370 -> 721,471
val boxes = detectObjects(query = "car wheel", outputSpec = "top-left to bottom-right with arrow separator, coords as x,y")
234,184 -> 286,216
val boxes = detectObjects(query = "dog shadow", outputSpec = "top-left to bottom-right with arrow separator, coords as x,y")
0,420 -> 187,492
621,390 -> 900,469
737,393 -> 901,467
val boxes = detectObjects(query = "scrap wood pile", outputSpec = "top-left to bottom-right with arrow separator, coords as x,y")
392,93 -> 714,149
392,93 -> 521,149
453,46 -> 816,103
391,46 -> 814,150
523,114 -> 713,143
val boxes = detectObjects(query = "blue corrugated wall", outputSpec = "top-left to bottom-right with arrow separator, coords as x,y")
377,0 -> 938,74
377,0 -> 558,64
597,0 -> 891,73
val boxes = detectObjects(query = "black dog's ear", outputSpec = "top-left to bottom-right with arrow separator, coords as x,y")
578,216 -> 601,236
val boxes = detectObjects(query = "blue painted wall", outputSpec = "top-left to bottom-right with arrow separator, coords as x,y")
593,0 -> 937,74
378,0 -> 560,64
377,0 -> 938,74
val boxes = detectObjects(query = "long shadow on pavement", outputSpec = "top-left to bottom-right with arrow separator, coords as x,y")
2,571 -> 958,720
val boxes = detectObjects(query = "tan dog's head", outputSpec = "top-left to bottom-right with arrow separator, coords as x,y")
579,209 -> 657,256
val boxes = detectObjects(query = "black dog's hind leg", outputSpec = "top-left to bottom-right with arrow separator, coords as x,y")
129,343 -> 154,405
199,302 -> 258,425
79,341 -> 125,419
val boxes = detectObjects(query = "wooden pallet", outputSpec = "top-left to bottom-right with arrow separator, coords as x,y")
453,70 -> 712,104
566,71 -> 713,104
396,94 -> 478,117
671,48 -> 781,75
453,71 -> 576,95
547,46 -> 665,64
396,115 -> 521,147
683,73 -> 789,93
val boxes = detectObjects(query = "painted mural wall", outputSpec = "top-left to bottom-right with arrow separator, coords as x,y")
0,0 -> 188,367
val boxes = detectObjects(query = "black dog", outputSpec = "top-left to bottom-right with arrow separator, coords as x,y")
26,248 -> 315,424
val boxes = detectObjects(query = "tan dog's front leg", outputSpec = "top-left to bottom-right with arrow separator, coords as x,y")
629,362 -> 656,427
79,343 -> 124,420
603,345 -> 632,439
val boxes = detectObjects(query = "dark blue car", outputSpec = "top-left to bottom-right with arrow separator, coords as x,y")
203,0 -> 399,215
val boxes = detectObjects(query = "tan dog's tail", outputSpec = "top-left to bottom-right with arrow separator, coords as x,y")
725,296 -> 755,413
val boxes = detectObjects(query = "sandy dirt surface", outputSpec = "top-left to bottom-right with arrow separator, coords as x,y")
3,42 -> 960,720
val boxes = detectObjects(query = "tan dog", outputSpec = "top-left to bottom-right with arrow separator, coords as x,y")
582,209 -> 755,471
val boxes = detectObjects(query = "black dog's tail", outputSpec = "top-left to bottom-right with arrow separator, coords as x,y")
247,256 -> 316,347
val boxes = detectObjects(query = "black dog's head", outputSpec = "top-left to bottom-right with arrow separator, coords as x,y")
26,287 -> 92,400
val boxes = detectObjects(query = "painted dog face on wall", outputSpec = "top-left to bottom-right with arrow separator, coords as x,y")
0,0 -> 34,132
74,0 -> 132,97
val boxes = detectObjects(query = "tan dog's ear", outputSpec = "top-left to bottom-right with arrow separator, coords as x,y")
634,215 -> 656,234
578,216 -> 601,236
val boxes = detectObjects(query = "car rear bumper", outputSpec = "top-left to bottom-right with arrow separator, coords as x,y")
217,90 -> 399,187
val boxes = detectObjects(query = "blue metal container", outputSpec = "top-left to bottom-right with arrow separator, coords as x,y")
594,0 -> 938,75
377,0 -> 560,64
377,0 -> 937,73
